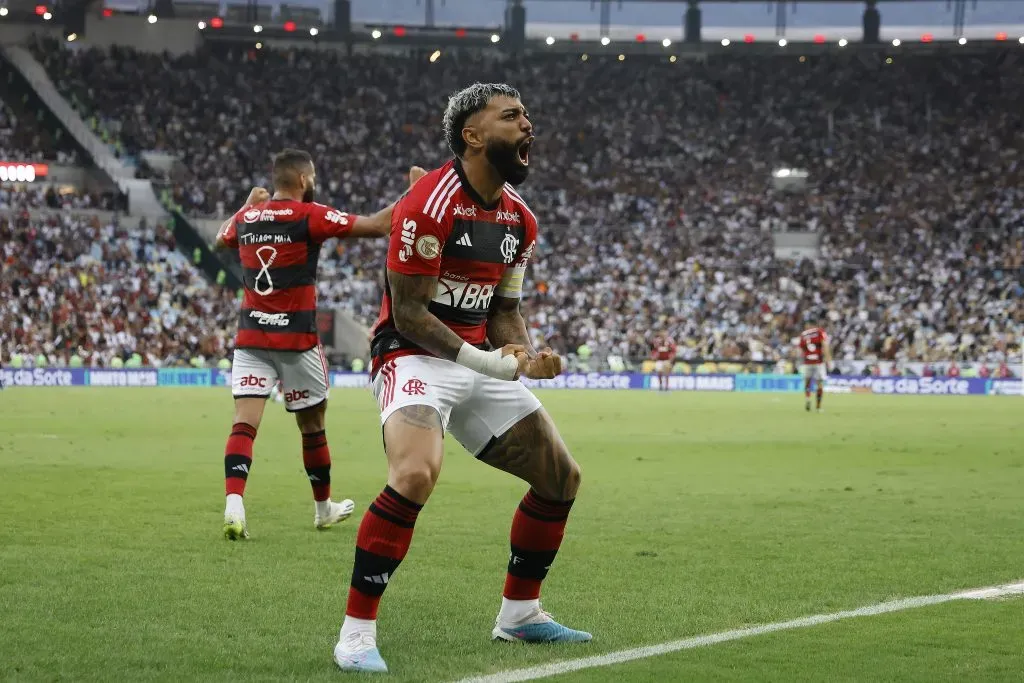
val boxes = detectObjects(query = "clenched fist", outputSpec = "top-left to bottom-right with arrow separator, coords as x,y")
245,187 -> 270,206
518,347 -> 563,380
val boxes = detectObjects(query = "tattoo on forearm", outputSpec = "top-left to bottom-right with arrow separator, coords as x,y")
395,405 -> 442,431
389,271 -> 466,361
487,297 -> 534,352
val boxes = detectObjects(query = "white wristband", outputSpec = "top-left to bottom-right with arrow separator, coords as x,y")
456,343 -> 519,381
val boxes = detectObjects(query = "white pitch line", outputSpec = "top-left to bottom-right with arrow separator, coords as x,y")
454,580 -> 1024,683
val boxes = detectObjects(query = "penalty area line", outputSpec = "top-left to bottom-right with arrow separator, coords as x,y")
453,580 -> 1024,683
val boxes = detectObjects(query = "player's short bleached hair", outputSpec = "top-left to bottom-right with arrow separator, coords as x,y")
443,82 -> 521,157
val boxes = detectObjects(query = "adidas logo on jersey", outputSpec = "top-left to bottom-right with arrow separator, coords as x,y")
456,234 -> 473,247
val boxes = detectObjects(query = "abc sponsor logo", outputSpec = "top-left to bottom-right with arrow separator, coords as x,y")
284,389 -> 310,403
239,374 -> 268,388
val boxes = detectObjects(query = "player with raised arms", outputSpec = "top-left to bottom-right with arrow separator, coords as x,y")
332,84 -> 591,673
216,149 -> 425,539
799,321 -> 832,412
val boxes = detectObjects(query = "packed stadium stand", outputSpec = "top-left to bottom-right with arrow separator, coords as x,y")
1,37 -> 1020,373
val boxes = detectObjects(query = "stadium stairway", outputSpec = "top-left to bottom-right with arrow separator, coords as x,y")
1,45 -> 166,219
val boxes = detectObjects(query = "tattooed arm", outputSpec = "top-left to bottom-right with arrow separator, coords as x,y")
389,271 -> 468,362
487,295 -> 537,356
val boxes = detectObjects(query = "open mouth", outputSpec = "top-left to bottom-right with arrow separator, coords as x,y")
517,137 -> 534,166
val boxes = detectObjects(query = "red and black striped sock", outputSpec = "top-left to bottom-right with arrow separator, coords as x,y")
301,430 -> 331,502
504,490 -> 574,600
224,422 -> 257,496
816,385 -> 824,408
346,485 -> 422,620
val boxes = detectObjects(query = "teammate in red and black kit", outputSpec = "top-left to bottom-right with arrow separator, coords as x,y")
215,149 -> 425,540
799,323 -> 832,412
333,84 -> 590,674
651,333 -> 677,391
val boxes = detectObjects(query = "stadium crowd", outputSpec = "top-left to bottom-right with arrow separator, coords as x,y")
1,209 -> 237,368
0,96 -> 78,164
3,39 -> 1020,371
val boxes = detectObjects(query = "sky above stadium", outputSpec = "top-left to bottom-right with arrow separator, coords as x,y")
352,1 -> 1024,29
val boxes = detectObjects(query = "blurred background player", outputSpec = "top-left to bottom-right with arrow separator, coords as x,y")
651,333 -> 677,391
333,83 -> 590,674
799,323 -> 832,413
216,149 -> 425,540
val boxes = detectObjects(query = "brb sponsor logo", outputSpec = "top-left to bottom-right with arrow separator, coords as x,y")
239,374 -> 268,389
453,204 -> 477,218
243,207 -> 294,223
249,310 -> 290,327
402,378 -> 427,395
433,279 -> 494,310
496,209 -> 521,225
284,389 -> 310,403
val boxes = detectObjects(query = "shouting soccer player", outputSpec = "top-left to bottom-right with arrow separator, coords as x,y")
216,149 -> 425,540
333,84 -> 591,674
799,322 -> 832,412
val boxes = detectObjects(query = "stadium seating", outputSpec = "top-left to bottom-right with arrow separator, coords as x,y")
0,207 -> 237,368
0,95 -> 78,164
6,39 -> 1021,370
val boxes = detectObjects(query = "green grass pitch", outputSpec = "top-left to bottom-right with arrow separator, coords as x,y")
1,388 -> 1022,682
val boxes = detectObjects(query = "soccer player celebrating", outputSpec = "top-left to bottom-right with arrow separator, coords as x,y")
798,322 -> 832,412
216,149 -> 425,540
333,84 -> 590,674
651,333 -> 677,391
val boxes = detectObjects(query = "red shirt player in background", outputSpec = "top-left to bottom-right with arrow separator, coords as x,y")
799,322 -> 832,413
333,83 -> 591,675
651,333 -> 677,392
215,148 -> 424,540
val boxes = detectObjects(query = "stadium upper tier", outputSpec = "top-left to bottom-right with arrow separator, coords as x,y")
0,95 -> 78,164
2,40 -> 1020,368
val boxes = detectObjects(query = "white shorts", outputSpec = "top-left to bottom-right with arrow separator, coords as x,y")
654,360 -> 671,373
372,355 -> 543,457
801,364 -> 827,382
232,346 -> 329,412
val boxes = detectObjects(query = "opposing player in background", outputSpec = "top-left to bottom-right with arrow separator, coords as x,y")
216,149 -> 425,540
799,323 -> 832,412
651,333 -> 676,391
333,84 -> 590,674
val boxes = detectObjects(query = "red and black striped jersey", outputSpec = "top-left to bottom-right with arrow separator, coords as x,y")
652,339 -> 677,361
799,327 -> 828,364
221,198 -> 354,351
370,158 -> 538,373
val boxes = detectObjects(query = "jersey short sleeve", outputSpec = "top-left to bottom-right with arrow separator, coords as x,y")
495,215 -> 537,299
306,202 -> 354,244
220,217 -> 239,249
386,198 -> 452,277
